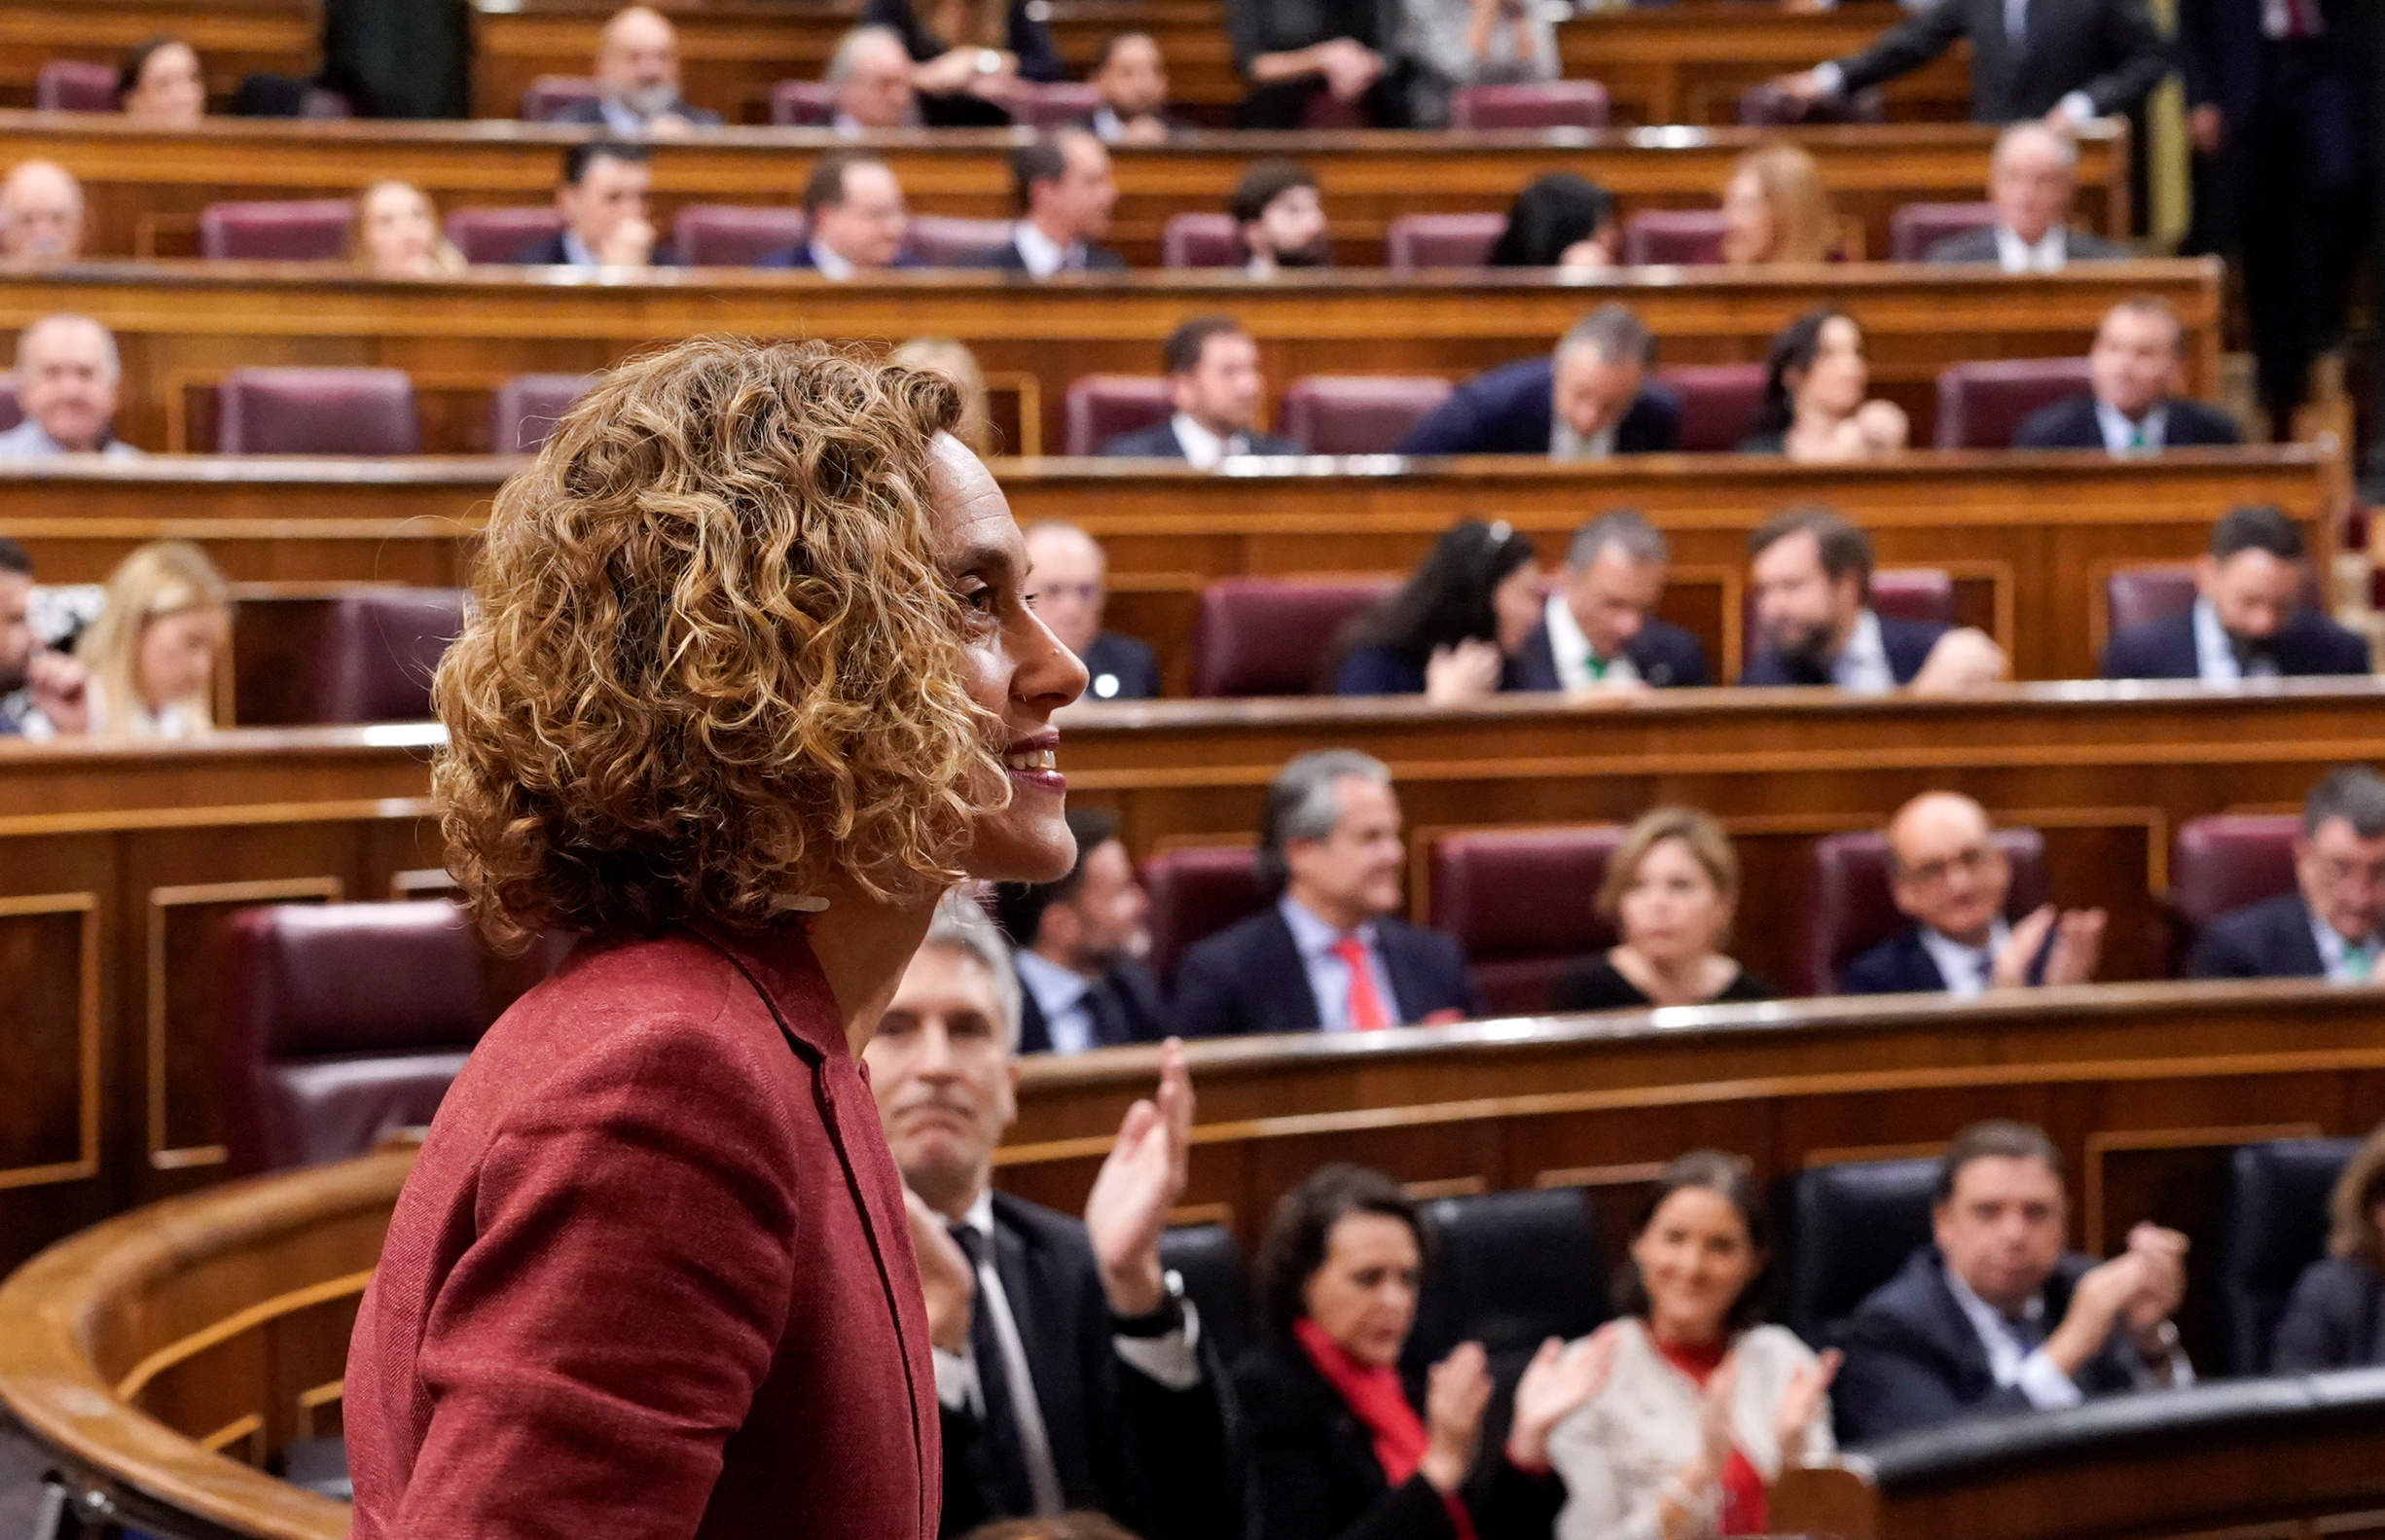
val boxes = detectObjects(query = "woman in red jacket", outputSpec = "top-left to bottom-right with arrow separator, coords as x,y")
343,336 -> 1088,1539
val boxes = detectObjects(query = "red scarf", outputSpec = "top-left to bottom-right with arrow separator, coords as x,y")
1295,1317 -> 1430,1485
1655,1337 -> 1769,1536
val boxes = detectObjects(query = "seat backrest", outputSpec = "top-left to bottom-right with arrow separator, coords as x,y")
1737,83 -> 1885,125
2170,814 -> 2300,943
1139,844 -> 1266,983
1448,81 -> 1611,130
1278,376 -> 1451,455
2105,563 -> 2198,638
670,204 -> 807,267
520,74 -> 600,121
0,378 -> 20,431
35,59 -> 119,112
309,589 -> 467,723
444,205 -> 566,265
1160,212 -> 1243,269
488,372 -> 598,454
1428,826 -> 1626,1016
904,214 -> 1015,268
198,199 -> 355,262
215,368 -> 421,455
1654,363 -> 1767,452
1384,212 -> 1504,272
1158,1223 -> 1255,1367
1189,576 -> 1398,698
1620,209 -> 1730,267
1406,1186 -> 1605,1376
1932,357 -> 2093,448
1008,80 -> 1102,128
770,79 -> 835,125
1775,1157 -> 1940,1342
1889,201 -> 1999,263
2212,1137 -> 2361,1375
1743,567 -> 1954,662
1063,375 -> 1174,456
1795,826 -> 2048,995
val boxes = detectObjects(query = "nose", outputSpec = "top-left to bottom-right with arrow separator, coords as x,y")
1019,603 -> 1089,713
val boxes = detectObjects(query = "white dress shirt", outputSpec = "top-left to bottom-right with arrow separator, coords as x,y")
0,419 -> 141,459
1541,591 -> 1641,690
559,230 -> 601,269
806,238 -> 856,280
1942,1264 -> 2086,1409
2310,915 -> 2382,983
2190,595 -> 2276,682
1279,894 -> 1407,1031
1549,415 -> 1617,461
1918,916 -> 2013,1000
1014,949 -> 1096,1056
1829,609 -> 1898,693
1169,412 -> 1253,470
1993,224 -> 2069,274
2095,399 -> 2169,456
1011,220 -> 1085,280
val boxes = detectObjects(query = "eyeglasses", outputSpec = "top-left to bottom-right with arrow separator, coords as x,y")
1897,843 -> 1996,889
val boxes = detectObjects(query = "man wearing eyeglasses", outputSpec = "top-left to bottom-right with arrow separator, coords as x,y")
2191,767 -> 2385,981
1023,521 -> 1159,701
1840,791 -> 2105,997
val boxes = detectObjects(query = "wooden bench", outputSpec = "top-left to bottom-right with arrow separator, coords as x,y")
0,0 -> 317,111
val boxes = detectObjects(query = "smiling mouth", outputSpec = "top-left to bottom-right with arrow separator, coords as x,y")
1002,746 -> 1058,772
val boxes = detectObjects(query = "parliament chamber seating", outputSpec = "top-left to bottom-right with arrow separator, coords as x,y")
1404,1186 -> 1607,1376
232,586 -> 464,726
1932,357 -> 2095,448
903,213 -> 1014,266
1383,211 -> 1504,271
2210,1138 -> 2360,1375
442,204 -> 563,264
1446,81 -> 1612,130
1156,1223 -> 1254,1368
1792,827 -> 2049,995
1736,82 -> 1886,125
1651,362 -> 1766,450
214,368 -> 421,455
1007,81 -> 1102,129
1062,374 -> 1174,456
1137,844 -> 1264,984
2104,563 -> 2200,636
1620,209 -> 1730,267
32,58 -> 115,112
768,79 -> 834,125
518,74 -> 599,121
1187,575 -> 1398,697
488,371 -> 595,453
1774,1157 -> 1939,1343
1277,375 -> 1453,455
670,203 -> 806,267
197,199 -> 353,262
1159,211 -> 1241,269
2165,814 -> 2300,970
1427,825 -> 1624,1015
1890,200 -> 1999,263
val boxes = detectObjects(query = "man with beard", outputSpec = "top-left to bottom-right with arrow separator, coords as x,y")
551,6 -> 721,133
2100,504 -> 2367,680
1228,159 -> 1328,277
992,807 -> 1173,1053
0,537 -> 90,738
1098,315 -> 1302,462
1740,505 -> 2007,692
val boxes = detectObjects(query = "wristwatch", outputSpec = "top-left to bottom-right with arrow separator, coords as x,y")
1111,1270 -> 1187,1339
975,48 -> 1002,76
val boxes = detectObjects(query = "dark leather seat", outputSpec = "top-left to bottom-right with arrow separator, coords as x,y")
488,372 -> 597,454
1008,81 -> 1102,128
1188,576 -> 1399,697
444,205 -> 566,265
671,204 -> 807,267
215,368 -> 421,455
1158,1223 -> 1255,1368
770,80 -> 834,125
1794,826 -> 2047,995
0,377 -> 23,431
2166,814 -> 2300,970
1932,358 -> 2095,448
217,902 -> 571,1174
232,588 -> 467,726
903,214 -> 1015,268
2105,563 -> 2197,636
1279,376 -> 1451,455
1889,201 -> 1998,263
2212,1137 -> 2362,1374
1448,81 -> 1611,129
1655,363 -> 1767,451
1406,1186 -> 1605,1377
1159,212 -> 1243,269
1063,375 -> 1174,456
1736,83 -> 1885,125
1427,826 -> 1625,1015
1138,844 -> 1265,984
519,74 -> 600,121
35,59 -> 119,112
1384,212 -> 1505,271
1775,1156 -> 1940,1343
199,199 -> 355,261
1620,210 -> 1729,267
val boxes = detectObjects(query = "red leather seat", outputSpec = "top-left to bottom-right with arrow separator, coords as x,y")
1385,212 -> 1505,271
1161,212 -> 1243,269
489,372 -> 597,454
34,59 -> 118,112
1889,201 -> 1998,263
1654,363 -> 1767,451
2169,815 -> 2300,969
1621,210 -> 1729,267
0,379 -> 20,431
215,368 -> 421,455
1063,375 -> 1173,455
1139,846 -> 1266,984
771,79 -> 836,125
1008,81 -> 1102,127
1795,827 -> 2047,995
1189,576 -> 1398,697
1744,568 -> 1955,658
445,205 -> 567,265
1280,376 -> 1452,454
2106,564 -> 2198,636
1428,825 -> 1625,1015
671,204 -> 808,267
198,199 -> 355,261
232,588 -> 467,725
520,74 -> 600,121
905,214 -> 1015,268
1447,81 -> 1611,130
1932,358 -> 2093,448
1737,83 -> 1885,125
217,902 -> 571,1173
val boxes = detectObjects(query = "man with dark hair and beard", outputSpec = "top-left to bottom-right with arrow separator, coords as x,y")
0,536 -> 88,738
1229,159 -> 1329,278
1739,506 -> 2007,693
991,806 -> 1172,1053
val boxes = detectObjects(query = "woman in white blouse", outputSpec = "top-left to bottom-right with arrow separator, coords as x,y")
73,540 -> 230,738
1548,1152 -> 1839,1540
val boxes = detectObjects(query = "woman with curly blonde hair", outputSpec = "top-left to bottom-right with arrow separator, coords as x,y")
73,539 -> 229,738
344,336 -> 1087,1540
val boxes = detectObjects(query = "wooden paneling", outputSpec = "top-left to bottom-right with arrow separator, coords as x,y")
0,0 -> 316,111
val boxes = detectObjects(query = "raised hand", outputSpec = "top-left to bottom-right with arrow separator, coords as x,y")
1421,1342 -> 1494,1492
2120,1222 -> 2188,1339
1773,1347 -> 1841,1459
1506,1324 -> 1621,1468
2040,908 -> 2107,987
903,1186 -> 975,1354
1697,1351 -> 1743,1473
1425,637 -> 1506,705
1991,905 -> 2059,989
596,214 -> 658,268
1082,1038 -> 1192,1316
26,650 -> 88,735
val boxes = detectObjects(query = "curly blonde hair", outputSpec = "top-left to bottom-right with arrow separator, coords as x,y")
74,539 -> 230,738
434,336 -> 1002,951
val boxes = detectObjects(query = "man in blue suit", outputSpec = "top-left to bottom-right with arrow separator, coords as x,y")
1098,316 -> 1302,463
757,153 -> 922,276
2191,766 -> 2385,980
2100,505 -> 2369,681
1392,304 -> 1681,458
547,7 -> 724,135
1741,507 -> 2006,691
991,808 -> 1172,1054
1513,510 -> 1710,691
1171,750 -> 1482,1038
511,141 -> 677,268
1023,521 -> 1161,700
2011,298 -> 2242,453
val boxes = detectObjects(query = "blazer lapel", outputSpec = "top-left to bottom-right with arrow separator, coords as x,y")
1261,911 -> 1326,1032
1377,922 -> 1431,1024
1922,1254 -> 2003,1397
2282,898 -> 2328,976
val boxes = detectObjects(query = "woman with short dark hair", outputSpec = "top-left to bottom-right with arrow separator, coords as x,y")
1330,519 -> 1546,702
2271,1122 -> 2385,1371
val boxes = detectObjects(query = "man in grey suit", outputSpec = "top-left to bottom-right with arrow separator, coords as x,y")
1926,123 -> 2129,270
549,7 -> 723,134
1774,0 -> 2168,128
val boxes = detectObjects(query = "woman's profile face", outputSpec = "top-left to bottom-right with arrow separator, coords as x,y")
1794,316 -> 1869,418
362,185 -> 438,276
1301,1210 -> 1422,1368
1720,169 -> 1776,265
1631,1184 -> 1759,1344
1617,837 -> 1732,966
929,433 -> 1089,884
135,606 -> 222,711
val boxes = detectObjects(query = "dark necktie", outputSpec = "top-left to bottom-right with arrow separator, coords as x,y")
949,1224 -> 1038,1518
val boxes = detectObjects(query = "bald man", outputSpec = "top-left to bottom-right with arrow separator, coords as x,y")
1924,123 -> 2127,271
555,6 -> 722,134
1024,522 -> 1159,700
0,161 -> 84,264
0,315 -> 140,457
825,25 -> 918,133
1838,793 -> 2103,998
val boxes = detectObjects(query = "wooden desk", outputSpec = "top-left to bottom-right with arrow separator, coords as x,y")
1559,2 -> 1974,126
0,0 -> 317,112
0,258 -> 2214,465
0,111 -> 2129,270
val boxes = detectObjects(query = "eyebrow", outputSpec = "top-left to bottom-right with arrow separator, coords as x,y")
949,543 -> 1018,582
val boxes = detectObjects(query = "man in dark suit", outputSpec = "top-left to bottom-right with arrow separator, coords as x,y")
992,807 -> 1173,1053
865,900 -> 1237,1539
1514,509 -> 1710,691
1023,520 -> 1162,698
757,152 -> 923,275
512,140 -> 677,268
2192,766 -> 2385,980
2012,297 -> 2241,453
1173,749 -> 1483,1037
1098,315 -> 1303,463
1925,122 -> 2129,269
1776,0 -> 2169,126
1832,1120 -> 2192,1445
1393,304 -> 1680,458
1088,31 -> 1182,143
1839,791 -> 2105,997
977,129 -> 1129,278
2101,504 -> 2369,681
549,6 -> 724,133
1741,506 -> 2007,691
1230,158 -> 1329,277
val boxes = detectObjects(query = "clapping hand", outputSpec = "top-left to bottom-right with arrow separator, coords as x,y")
26,650 -> 88,734
1316,38 -> 1385,101
2120,1222 -> 2188,1343
1424,637 -> 1506,705
596,214 -> 658,268
1420,1342 -> 1495,1492
1990,904 -> 2106,988
1773,1348 -> 1841,1460
1506,1324 -> 1622,1468
1082,1038 -> 1193,1317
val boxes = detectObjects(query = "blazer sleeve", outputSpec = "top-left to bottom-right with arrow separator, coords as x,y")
1245,1417 -> 1461,1540
861,0 -> 942,61
1103,1342 -> 1245,1540
1335,645 -> 1426,697
1829,1317 -> 2034,1446
1422,928 -> 1487,1019
1393,385 -> 1488,456
938,1400 -> 1002,1535
1007,0 -> 1066,80
1829,0 -> 1970,94
1170,941 -> 1253,1039
2186,911 -> 2271,979
2078,0 -> 2170,117
2269,1260 -> 2376,1374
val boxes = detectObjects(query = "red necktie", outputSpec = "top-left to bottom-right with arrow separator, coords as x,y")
1331,937 -> 1392,1030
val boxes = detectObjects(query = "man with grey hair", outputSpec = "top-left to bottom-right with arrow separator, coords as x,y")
0,314 -> 139,457
1172,749 -> 1480,1036
1925,122 -> 2127,270
865,894 -> 1235,1538
1393,303 -> 1681,457
550,6 -> 722,134
0,160 -> 85,264
2191,766 -> 2385,980
1024,521 -> 1158,700
1516,509 -> 1712,690
826,24 -> 919,133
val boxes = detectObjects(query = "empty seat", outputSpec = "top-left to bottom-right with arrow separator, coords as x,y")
0,378 -> 20,431
445,206 -> 566,265
1427,826 -> 1625,1015
905,214 -> 1014,268
34,59 -> 119,112
1279,376 -> 1452,455
1063,375 -> 1174,456
198,199 -> 354,262
2212,1137 -> 2361,1374
1188,576 -> 1398,697
1139,844 -> 1265,983
520,74 -> 599,121
1620,209 -> 1729,267
1737,83 -> 1885,125
1406,1187 -> 1605,1376
1447,81 -> 1611,130
1774,1157 -> 1939,1343
671,204 -> 807,267
215,368 -> 421,455
1158,1223 -> 1255,1367
2168,814 -> 2300,968
2105,563 -> 2197,637
488,372 -> 598,454
1932,358 -> 2094,448
1654,363 -> 1767,452
1160,212 -> 1244,269
1385,212 -> 1505,271
1794,827 -> 2047,995
770,79 -> 835,125
1890,201 -> 1999,263
1008,81 -> 1102,128
312,589 -> 466,723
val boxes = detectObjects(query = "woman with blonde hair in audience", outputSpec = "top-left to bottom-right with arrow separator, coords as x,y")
2270,1121 -> 2385,1371
1329,519 -> 1547,701
1738,306 -> 1908,461
118,36 -> 206,126
1548,1151 -> 1838,1540
1718,144 -> 1835,267
73,540 -> 229,738
1554,807 -> 1775,1013
348,182 -> 467,278
891,336 -> 994,455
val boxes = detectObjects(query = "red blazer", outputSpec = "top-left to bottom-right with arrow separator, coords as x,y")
344,920 -> 940,1540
